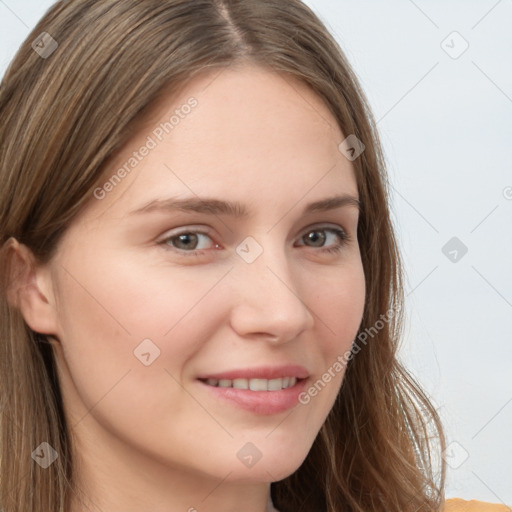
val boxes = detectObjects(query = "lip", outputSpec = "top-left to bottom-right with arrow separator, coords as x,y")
196,364 -> 310,381
196,375 -> 309,415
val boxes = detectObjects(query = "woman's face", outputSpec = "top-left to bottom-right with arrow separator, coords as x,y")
42,63 -> 365,490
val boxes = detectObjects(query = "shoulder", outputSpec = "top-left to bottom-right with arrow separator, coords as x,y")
444,498 -> 511,511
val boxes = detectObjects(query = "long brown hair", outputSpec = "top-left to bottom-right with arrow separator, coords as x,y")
0,1 -> 446,510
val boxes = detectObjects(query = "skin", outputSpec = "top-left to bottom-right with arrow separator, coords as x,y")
11,62 -> 365,512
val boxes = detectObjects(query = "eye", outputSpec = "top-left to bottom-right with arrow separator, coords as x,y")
296,226 -> 350,254
160,230 -> 218,256
158,225 -> 351,258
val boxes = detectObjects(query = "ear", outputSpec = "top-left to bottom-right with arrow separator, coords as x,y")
4,238 -> 60,338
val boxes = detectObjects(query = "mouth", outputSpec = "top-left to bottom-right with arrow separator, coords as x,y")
196,376 -> 309,415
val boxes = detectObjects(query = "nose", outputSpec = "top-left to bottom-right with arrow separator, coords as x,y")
228,241 -> 315,343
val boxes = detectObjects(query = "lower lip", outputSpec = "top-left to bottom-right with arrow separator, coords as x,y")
196,378 -> 309,415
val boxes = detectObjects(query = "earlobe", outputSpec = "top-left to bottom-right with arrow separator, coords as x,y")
4,238 -> 60,337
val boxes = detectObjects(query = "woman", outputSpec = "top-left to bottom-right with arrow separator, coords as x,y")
0,1 -> 509,511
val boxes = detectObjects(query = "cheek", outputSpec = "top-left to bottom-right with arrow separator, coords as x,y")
53,258 -> 228,459
58,253 -> 223,346
314,260 -> 366,353
54,256 -> 227,403
299,261 -> 365,412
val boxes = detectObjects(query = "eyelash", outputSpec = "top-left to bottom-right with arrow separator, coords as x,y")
158,226 -> 351,258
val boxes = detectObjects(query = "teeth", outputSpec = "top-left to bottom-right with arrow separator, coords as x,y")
233,378 -> 250,389
267,378 -> 283,391
203,376 -> 298,391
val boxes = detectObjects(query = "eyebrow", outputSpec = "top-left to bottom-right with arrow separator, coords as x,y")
128,194 -> 361,218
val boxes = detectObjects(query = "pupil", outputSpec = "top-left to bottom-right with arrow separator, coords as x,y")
308,231 -> 325,247
177,233 -> 197,249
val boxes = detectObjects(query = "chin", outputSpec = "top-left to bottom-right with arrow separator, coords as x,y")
222,462 -> 304,484
225,443 -> 311,483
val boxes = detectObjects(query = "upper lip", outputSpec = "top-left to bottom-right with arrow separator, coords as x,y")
197,364 -> 310,381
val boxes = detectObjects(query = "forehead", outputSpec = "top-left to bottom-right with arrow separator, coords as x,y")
90,62 -> 357,218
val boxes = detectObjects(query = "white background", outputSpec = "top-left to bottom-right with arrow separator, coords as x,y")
1,0 -> 511,504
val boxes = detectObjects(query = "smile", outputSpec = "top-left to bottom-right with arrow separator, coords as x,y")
199,376 -> 298,391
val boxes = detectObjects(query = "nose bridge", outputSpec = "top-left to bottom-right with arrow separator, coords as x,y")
229,235 -> 314,340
